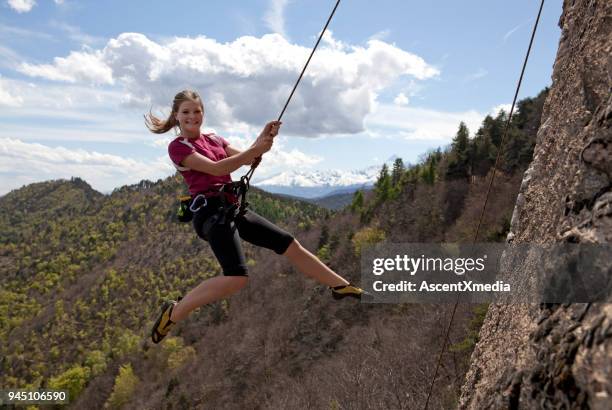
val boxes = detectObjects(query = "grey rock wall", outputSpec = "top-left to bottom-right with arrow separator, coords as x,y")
459,0 -> 611,408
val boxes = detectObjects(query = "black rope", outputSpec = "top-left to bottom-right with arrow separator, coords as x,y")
276,0 -> 342,122
423,1 -> 546,408
241,0 -> 342,182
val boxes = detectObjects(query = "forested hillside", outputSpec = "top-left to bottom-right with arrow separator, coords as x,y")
0,89 -> 547,409
352,88 -> 547,241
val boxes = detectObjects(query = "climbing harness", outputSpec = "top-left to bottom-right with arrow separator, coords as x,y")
423,1 -> 546,408
174,134 -> 249,225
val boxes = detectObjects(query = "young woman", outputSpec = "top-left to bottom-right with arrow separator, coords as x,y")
146,90 -> 364,344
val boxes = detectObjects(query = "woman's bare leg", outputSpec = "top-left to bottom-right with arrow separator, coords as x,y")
171,239 -> 352,323
283,239 -> 349,287
170,276 -> 247,322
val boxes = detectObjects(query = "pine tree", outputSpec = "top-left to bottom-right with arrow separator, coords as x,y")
350,190 -> 364,212
452,122 -> 470,158
318,225 -> 329,248
420,159 -> 436,185
391,158 -> 405,186
501,127 -> 527,172
492,111 -> 507,147
374,164 -> 392,202
472,126 -> 495,176
446,122 -> 471,179
479,115 -> 504,148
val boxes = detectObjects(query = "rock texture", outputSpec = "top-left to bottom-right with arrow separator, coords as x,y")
460,0 -> 611,408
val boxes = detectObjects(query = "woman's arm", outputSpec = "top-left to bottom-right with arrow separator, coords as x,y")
225,145 -> 242,157
182,149 -> 259,176
226,145 -> 262,166
183,120 -> 280,176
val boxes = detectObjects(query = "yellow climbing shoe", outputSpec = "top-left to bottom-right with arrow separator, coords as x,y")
151,298 -> 180,344
331,284 -> 366,300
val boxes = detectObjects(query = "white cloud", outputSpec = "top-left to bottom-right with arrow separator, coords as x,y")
54,0 -> 64,4
150,136 -> 174,148
19,49 -> 113,84
368,30 -> 391,42
205,133 -> 323,179
0,138 -> 171,195
464,68 -> 488,83
0,26 -> 52,70
7,0 -> 36,13
263,0 -> 289,38
16,32 -> 439,138
490,103 -> 514,116
0,134 -> 322,195
503,24 -> 521,42
502,18 -> 534,44
320,29 -> 347,51
393,92 -> 409,106
0,76 -> 23,107
0,77 -> 161,145
49,21 -> 106,46
0,23 -> 55,41
250,139 -> 323,177
366,104 -> 484,141
0,45 -> 25,70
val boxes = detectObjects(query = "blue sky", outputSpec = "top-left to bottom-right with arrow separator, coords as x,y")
0,0 -> 563,194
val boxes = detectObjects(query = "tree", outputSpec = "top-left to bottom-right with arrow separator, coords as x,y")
446,122 -> 471,179
48,365 -> 91,401
318,225 -> 329,248
452,122 -> 470,158
105,364 -> 139,409
420,159 -> 436,185
350,190 -> 364,213
512,88 -> 548,133
375,164 -> 392,202
471,126 -> 496,176
391,158 -> 405,187
351,227 -> 386,256
480,115 -> 503,148
501,127 -> 529,172
492,111 -> 507,147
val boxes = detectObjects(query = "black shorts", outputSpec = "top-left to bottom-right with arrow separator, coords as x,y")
192,200 -> 294,276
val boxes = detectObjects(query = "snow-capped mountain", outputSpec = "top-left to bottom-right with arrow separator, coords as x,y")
253,159 -> 396,199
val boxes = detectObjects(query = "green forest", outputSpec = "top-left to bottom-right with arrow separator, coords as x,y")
0,89 -> 547,409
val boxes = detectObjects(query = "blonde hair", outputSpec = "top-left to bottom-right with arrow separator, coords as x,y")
145,89 -> 204,134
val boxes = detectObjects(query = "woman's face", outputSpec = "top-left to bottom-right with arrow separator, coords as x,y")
175,100 -> 204,136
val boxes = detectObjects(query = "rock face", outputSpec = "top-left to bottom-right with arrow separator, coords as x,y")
459,0 -> 611,409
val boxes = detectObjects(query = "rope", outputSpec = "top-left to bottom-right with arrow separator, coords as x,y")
423,1 -> 546,408
241,0 -> 342,182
